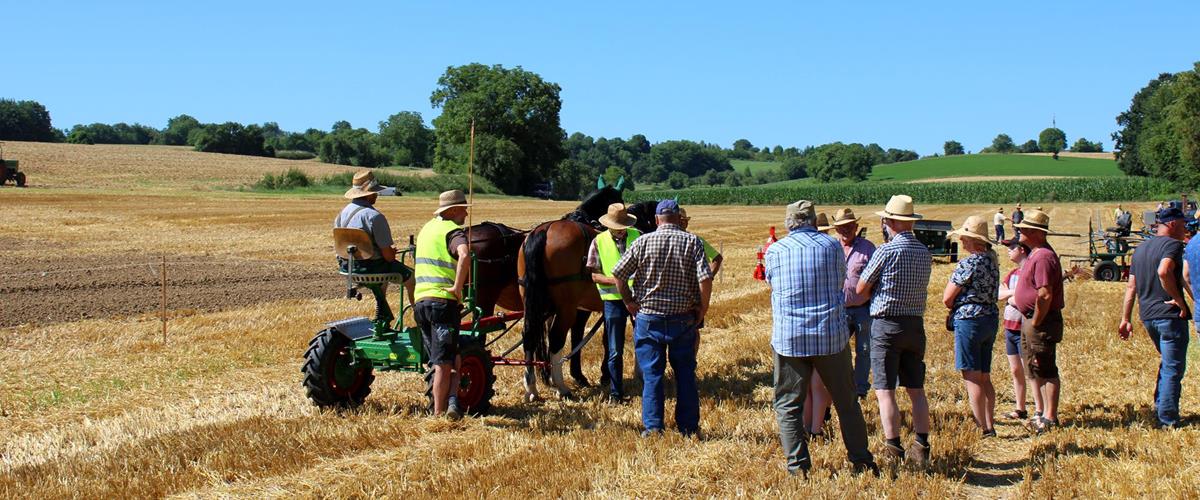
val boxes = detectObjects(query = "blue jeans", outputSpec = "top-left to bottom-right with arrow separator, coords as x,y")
1144,318 -> 1189,427
995,224 -> 1005,242
603,300 -> 632,398
635,312 -> 700,434
847,306 -> 873,395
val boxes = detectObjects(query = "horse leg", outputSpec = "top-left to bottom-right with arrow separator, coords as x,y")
523,347 -> 541,403
569,310 -> 592,387
548,308 -> 575,400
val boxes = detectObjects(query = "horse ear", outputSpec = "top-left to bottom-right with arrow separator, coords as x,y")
596,176 -> 606,190
673,196 -> 679,203
615,176 -> 625,191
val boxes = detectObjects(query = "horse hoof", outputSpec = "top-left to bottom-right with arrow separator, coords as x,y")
572,377 -> 591,388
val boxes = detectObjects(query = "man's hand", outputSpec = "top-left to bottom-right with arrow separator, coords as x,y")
1118,320 -> 1134,341
447,285 -> 463,301
1165,298 -> 1188,318
623,299 -> 639,317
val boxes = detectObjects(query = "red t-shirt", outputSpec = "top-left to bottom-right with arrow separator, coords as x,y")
1013,245 -> 1064,314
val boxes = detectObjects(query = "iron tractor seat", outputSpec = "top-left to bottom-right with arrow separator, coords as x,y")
333,228 -> 407,285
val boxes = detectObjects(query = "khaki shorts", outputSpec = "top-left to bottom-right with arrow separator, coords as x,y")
1020,309 -> 1063,380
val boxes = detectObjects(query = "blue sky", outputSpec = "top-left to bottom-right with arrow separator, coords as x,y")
6,0 -> 1198,155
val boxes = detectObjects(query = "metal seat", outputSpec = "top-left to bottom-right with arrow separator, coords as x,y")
337,271 -> 407,284
333,228 -> 406,285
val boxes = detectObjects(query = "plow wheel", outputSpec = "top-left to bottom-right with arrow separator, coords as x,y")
15,172 -> 25,187
425,340 -> 495,416
302,328 -> 374,408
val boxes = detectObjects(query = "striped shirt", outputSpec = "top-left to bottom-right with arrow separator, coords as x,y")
860,231 -> 932,317
764,227 -> 850,357
612,223 -> 713,316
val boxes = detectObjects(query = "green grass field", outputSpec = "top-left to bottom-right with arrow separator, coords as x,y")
869,154 -> 1121,181
730,159 -> 779,174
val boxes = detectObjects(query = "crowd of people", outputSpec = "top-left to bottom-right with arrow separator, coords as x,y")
332,172 -> 1195,477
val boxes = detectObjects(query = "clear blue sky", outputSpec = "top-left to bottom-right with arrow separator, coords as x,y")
6,0 -> 1198,155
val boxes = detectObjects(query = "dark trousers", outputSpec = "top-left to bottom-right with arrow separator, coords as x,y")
773,347 -> 874,472
602,300 -> 633,398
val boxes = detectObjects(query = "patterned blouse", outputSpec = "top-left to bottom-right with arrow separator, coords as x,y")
950,249 -> 1000,320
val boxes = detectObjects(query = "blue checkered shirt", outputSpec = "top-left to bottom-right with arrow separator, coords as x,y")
860,231 -> 932,317
764,227 -> 850,357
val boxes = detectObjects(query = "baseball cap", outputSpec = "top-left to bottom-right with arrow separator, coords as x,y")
655,199 -> 681,215
1157,207 -> 1186,223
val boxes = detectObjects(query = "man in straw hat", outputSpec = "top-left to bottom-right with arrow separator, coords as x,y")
943,216 -> 1001,438
856,194 -> 933,465
612,199 -> 712,437
413,190 -> 473,420
832,207 -> 876,398
1012,209 -> 1065,433
680,207 -> 723,276
1119,206 -> 1192,429
993,207 -> 1006,242
334,170 -> 415,303
587,203 -> 642,401
765,200 -> 878,477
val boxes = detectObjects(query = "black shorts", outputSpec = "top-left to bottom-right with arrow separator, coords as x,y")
870,316 -> 927,390
414,299 -> 462,366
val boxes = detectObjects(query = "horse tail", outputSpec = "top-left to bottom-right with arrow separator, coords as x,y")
521,227 -> 551,356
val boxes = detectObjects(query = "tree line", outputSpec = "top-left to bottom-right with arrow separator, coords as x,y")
942,129 -> 1104,158
1112,61 -> 1200,188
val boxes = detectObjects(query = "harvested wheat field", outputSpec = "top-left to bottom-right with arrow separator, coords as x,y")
1,144 -> 1198,499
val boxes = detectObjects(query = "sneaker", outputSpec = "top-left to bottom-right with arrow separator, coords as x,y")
882,441 -> 905,461
446,397 -> 463,421
905,441 -> 930,466
640,428 -> 664,438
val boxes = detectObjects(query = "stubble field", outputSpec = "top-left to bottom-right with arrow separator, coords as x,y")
1,143 -> 1198,498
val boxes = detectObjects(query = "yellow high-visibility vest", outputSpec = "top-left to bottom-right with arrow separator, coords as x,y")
414,217 -> 461,302
595,228 -> 641,301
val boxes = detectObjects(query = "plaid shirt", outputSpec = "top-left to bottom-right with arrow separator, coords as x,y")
612,223 -> 712,316
860,231 -> 932,317
765,227 -> 850,357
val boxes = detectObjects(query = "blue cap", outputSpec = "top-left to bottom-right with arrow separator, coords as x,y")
1157,207 -> 1186,223
655,199 -> 680,215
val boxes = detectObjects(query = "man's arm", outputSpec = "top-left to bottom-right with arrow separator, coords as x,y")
380,246 -> 398,262
1033,286 -> 1052,327
1157,257 -> 1188,318
1185,260 -> 1194,301
449,243 -> 470,300
616,279 -> 638,316
1118,274 -> 1137,340
709,255 -> 723,276
698,277 -> 712,321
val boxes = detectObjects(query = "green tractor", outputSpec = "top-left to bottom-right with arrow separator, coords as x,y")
0,143 -> 27,187
302,228 -> 520,414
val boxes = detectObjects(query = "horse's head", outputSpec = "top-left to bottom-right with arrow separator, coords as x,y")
626,200 -> 659,234
577,175 -> 627,222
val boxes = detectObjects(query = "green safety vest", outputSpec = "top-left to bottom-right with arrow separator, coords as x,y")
414,217 -> 462,302
595,228 -> 641,301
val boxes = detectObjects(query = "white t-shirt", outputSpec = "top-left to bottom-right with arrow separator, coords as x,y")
993,212 -> 1005,226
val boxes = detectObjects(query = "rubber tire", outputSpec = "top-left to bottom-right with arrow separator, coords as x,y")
15,172 -> 25,187
1093,261 -> 1120,282
425,339 -> 495,416
302,328 -> 374,408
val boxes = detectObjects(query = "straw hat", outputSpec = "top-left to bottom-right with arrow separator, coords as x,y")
951,215 -> 994,244
874,195 -> 923,220
344,171 -> 387,199
433,189 -> 472,215
599,203 -> 638,230
816,213 -> 833,232
1013,209 -> 1051,233
832,208 -> 861,226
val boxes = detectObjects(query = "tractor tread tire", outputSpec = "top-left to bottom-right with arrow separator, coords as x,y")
425,339 -> 495,416
301,328 -> 374,408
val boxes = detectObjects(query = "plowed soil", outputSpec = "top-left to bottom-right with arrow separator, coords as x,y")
0,255 -> 338,327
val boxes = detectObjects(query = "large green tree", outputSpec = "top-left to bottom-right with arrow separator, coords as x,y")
430,64 -> 566,195
377,111 -> 435,167
0,99 -> 57,142
990,134 -> 1015,153
1038,127 -> 1067,157
158,114 -> 202,145
943,140 -> 964,156
808,142 -> 873,182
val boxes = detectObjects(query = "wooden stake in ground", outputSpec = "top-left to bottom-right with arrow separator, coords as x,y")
160,254 -> 167,344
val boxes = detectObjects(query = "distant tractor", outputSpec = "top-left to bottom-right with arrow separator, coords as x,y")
0,143 -> 27,187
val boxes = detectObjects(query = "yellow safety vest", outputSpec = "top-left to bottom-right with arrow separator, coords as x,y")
414,217 -> 461,302
595,228 -> 641,301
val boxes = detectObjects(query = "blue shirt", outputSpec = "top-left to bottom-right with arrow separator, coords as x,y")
334,199 -> 394,260
764,227 -> 850,357
950,250 -> 1000,319
859,231 -> 932,318
1183,237 -> 1200,323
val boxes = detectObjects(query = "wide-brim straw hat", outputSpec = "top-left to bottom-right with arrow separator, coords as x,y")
344,170 -> 388,199
434,189 -> 472,215
832,207 -> 861,226
599,203 -> 638,229
816,213 -> 833,232
1013,209 -> 1051,232
874,195 -> 923,221
951,215 -> 994,244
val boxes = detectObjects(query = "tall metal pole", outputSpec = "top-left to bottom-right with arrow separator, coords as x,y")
160,254 -> 167,344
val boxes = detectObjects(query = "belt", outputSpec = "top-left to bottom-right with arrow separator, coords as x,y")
419,297 -> 459,305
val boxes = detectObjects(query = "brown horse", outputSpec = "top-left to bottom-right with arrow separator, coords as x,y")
518,181 -> 625,400
452,221 -> 526,315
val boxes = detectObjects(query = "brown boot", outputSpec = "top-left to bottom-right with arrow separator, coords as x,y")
881,441 -> 905,461
906,441 -> 930,466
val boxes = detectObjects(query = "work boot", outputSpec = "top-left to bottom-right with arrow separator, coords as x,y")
852,461 -> 881,477
906,441 -> 930,467
881,441 -> 905,461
